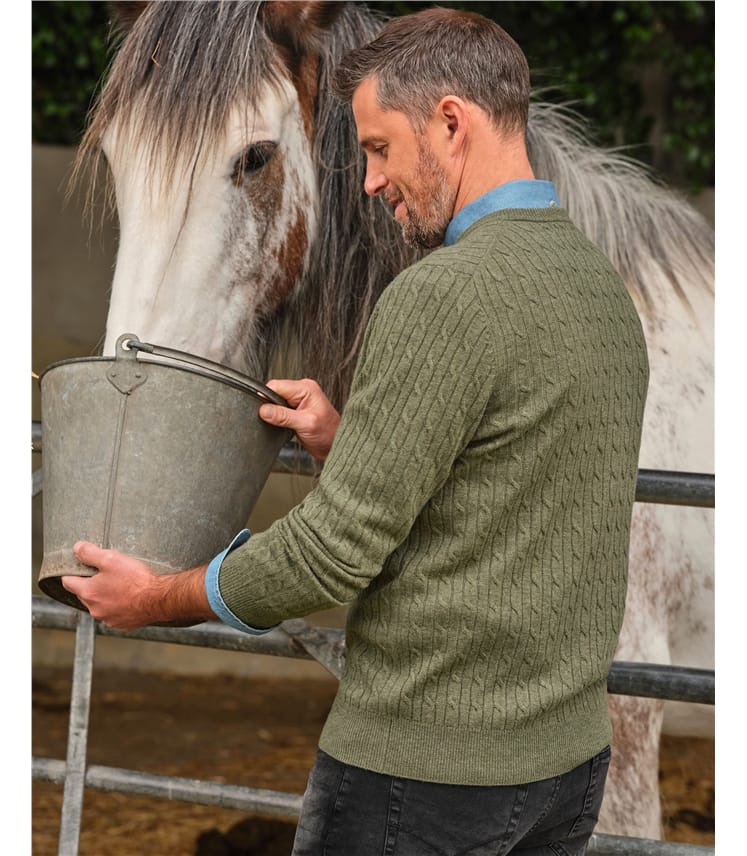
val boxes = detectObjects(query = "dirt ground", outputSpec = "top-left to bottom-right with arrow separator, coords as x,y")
32,666 -> 714,856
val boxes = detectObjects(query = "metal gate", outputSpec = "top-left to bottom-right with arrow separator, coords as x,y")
31,427 -> 715,856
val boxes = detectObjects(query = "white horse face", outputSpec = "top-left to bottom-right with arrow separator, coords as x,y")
101,76 -> 317,376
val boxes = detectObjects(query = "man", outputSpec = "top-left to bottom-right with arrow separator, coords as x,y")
63,8 -> 649,854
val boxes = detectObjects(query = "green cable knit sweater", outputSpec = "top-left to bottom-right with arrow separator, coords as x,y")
219,207 -> 649,785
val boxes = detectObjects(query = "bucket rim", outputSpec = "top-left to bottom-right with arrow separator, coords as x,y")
37,352 -> 289,407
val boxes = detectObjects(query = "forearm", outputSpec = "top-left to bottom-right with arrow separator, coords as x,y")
155,563 -> 214,625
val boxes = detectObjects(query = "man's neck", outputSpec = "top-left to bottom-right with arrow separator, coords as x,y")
453,131 -> 535,216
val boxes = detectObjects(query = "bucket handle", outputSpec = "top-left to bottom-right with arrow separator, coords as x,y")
116,334 -> 290,407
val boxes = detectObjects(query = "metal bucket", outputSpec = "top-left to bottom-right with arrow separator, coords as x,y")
37,333 -> 292,616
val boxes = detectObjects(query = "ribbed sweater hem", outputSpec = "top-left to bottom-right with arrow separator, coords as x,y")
318,688 -> 612,786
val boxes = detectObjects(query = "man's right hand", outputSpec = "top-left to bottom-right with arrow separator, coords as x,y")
259,378 -> 341,461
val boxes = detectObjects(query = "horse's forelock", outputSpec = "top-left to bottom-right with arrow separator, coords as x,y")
76,1 -> 290,199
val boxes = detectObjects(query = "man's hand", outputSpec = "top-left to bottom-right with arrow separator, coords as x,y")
61,541 -> 213,631
259,379 -> 341,461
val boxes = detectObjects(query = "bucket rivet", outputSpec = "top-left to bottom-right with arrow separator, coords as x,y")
135,372 -> 142,379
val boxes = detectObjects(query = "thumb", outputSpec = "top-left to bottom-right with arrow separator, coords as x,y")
259,403 -> 290,426
72,540 -> 105,568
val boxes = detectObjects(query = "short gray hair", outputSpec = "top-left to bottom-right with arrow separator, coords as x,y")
331,7 -> 530,135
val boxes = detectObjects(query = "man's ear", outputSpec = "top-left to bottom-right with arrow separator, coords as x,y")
431,96 -> 470,152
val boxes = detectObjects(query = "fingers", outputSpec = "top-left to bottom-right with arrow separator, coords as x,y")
58,543 -> 164,630
61,541 -> 111,605
259,378 -> 340,461
259,402 -> 294,428
60,574 -> 87,598
265,377 -> 321,407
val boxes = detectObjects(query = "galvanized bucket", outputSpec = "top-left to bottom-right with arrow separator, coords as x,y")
37,333 -> 292,616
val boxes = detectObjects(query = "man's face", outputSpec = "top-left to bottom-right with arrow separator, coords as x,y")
352,77 -> 455,249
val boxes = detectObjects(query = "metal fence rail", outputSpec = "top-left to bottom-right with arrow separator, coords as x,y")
31,422 -> 717,508
31,430 -> 715,855
32,597 -> 715,705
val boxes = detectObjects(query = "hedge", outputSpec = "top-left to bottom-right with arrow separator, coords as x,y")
32,1 -> 714,190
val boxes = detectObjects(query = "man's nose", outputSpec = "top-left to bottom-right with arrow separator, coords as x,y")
364,165 -> 387,197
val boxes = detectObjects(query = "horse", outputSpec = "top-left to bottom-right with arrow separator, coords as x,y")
72,0 -> 714,841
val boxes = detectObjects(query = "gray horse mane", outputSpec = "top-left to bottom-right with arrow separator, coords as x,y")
74,1 -> 713,410
527,101 -> 714,316
268,3 -> 419,409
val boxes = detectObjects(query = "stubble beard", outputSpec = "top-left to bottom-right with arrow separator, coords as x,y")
399,137 -> 454,250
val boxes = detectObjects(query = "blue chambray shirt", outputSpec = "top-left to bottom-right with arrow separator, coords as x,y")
444,179 -> 560,246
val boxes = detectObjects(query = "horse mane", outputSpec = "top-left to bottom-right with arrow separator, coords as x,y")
73,1 -> 713,411
526,101 -> 714,316
267,3 -> 420,410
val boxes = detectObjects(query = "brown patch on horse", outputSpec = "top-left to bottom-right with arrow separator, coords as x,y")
240,150 -> 309,318
260,200 -> 310,319
294,53 -> 321,140
261,2 -> 343,139
261,1 -> 346,52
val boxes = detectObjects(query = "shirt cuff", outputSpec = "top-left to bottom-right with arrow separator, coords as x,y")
205,528 -> 278,635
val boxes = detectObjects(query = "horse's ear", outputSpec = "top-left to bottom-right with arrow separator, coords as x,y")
109,1 -> 149,33
262,1 -> 347,52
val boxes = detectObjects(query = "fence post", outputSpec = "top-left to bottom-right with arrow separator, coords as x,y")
57,612 -> 96,856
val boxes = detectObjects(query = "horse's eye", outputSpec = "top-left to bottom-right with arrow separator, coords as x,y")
232,141 -> 277,184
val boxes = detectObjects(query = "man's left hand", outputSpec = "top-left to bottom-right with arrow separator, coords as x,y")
61,541 -> 213,631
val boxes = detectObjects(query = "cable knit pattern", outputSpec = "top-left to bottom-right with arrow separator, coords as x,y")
219,207 -> 649,785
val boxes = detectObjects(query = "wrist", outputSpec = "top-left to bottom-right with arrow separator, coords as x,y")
152,564 -> 214,625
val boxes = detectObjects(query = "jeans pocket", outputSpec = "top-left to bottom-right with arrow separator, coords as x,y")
568,745 -> 611,838
292,750 -> 348,852
524,774 -> 563,839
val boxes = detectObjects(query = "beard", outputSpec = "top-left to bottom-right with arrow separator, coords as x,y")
397,136 -> 455,250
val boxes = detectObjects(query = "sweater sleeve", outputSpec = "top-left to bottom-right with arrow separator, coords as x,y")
215,261 -> 498,628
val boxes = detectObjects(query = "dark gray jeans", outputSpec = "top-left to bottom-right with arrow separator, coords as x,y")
291,746 -> 610,856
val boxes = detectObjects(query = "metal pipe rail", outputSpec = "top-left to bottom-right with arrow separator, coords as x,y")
31,422 -> 716,508
33,757 -> 304,819
32,597 -> 715,705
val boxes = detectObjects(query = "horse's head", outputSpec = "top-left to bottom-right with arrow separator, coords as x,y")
76,1 -> 409,404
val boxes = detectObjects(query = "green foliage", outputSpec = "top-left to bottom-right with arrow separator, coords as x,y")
379,1 -> 714,190
32,1 -> 113,146
31,0 -> 714,189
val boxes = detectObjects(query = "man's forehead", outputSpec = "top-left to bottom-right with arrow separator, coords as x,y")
351,77 -> 381,123
352,78 -> 413,145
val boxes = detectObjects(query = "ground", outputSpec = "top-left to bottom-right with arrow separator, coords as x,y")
32,666 -> 714,856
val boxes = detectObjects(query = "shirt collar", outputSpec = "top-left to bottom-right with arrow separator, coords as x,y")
443,179 -> 560,246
